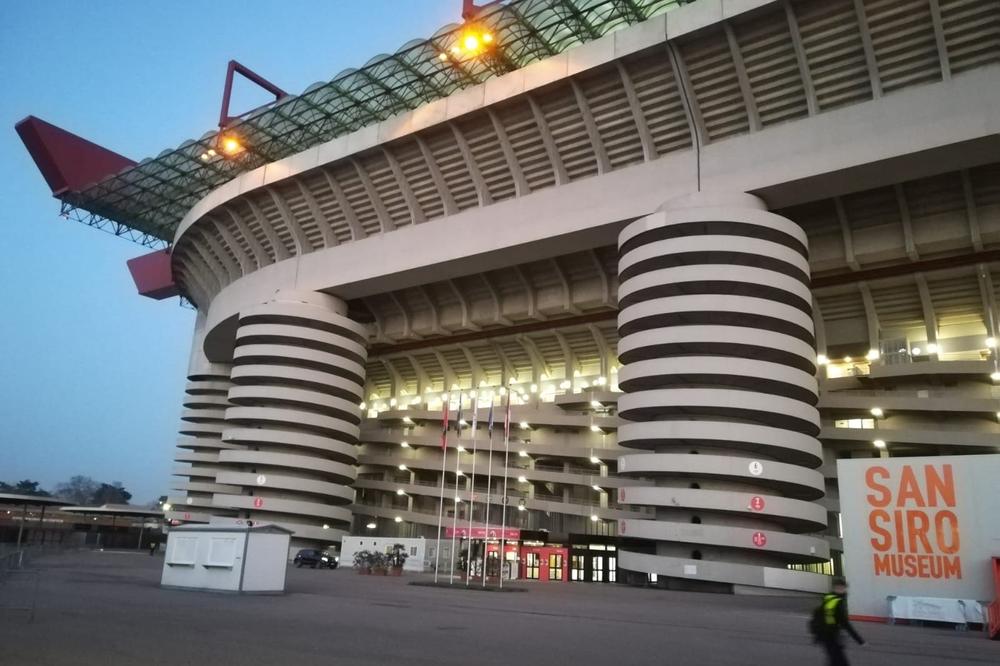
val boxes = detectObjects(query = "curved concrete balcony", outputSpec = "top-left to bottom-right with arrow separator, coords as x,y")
171,480 -> 242,495
213,493 -> 353,524
231,364 -> 363,402
174,435 -> 239,452
619,550 -> 830,594
617,453 -> 825,500
177,421 -> 226,438
619,388 -> 820,436
233,344 -> 366,387
818,391 -> 1000,415
171,464 -> 218,480
222,427 -> 358,464
617,421 -> 822,468
173,451 -> 220,465
217,449 -> 357,485
225,406 -> 360,443
215,470 -> 355,504
619,519 -> 829,563
228,385 -> 359,424
360,429 -> 623,461
618,486 -> 826,533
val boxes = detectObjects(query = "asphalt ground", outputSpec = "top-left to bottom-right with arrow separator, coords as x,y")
0,551 -> 996,665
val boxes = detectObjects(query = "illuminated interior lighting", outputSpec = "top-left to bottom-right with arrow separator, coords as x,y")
870,407 -> 884,418
843,356 -> 852,363
590,400 -> 602,408
366,522 -> 377,529
590,456 -> 600,464
911,347 -> 921,356
590,425 -> 602,433
991,371 -> 1000,382
926,343 -> 938,354
517,476 -> 527,483
816,354 -> 828,365
985,337 -> 997,348
396,489 -> 405,496
518,450 -> 528,457
590,515 -> 599,522
400,441 -> 409,448
559,380 -> 572,389
394,516 -> 403,523
519,421 -> 530,430
873,439 -> 886,449
398,464 -> 407,471
866,349 -> 879,361
592,485 -> 602,492
517,505 -> 525,511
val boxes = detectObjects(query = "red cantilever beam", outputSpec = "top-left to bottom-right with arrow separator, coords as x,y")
14,115 -> 136,196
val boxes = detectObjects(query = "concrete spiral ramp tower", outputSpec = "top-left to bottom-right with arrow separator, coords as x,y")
615,192 -> 830,594
214,291 -> 366,549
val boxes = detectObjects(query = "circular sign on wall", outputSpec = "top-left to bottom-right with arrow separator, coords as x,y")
256,474 -> 267,486
748,461 -> 764,476
185,497 -> 193,505
749,496 -> 766,512
752,531 -> 767,548
253,497 -> 264,509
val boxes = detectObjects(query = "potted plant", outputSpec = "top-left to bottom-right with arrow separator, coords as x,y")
353,549 -> 372,575
388,543 -> 408,576
370,551 -> 388,575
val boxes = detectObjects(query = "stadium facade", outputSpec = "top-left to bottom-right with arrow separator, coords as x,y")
18,0 -> 1000,593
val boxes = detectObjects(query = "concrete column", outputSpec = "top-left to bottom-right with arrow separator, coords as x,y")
213,290 -> 366,551
167,311 -> 235,524
615,192 -> 830,594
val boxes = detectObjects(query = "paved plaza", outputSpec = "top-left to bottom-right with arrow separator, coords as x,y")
0,551 -> 996,666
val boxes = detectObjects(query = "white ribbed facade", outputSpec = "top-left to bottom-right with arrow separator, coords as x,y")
154,0 -> 1000,592
615,192 -> 830,591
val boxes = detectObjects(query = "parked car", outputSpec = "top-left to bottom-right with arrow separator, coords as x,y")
293,548 -> 339,569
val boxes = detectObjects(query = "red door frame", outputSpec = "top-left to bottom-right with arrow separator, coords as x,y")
520,546 -> 569,582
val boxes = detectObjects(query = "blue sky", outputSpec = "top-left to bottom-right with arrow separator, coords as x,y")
0,0 -> 457,504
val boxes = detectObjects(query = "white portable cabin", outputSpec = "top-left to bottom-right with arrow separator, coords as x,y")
160,524 -> 292,593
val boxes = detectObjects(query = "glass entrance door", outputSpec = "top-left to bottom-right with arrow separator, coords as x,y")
592,555 -> 604,582
548,553 -> 564,581
525,552 -> 540,579
571,554 -> 585,581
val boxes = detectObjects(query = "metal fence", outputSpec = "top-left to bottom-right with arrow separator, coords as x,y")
0,548 -> 39,623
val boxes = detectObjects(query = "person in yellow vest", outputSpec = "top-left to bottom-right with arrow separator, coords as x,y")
812,577 -> 866,666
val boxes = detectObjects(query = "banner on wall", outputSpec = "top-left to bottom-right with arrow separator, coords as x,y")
837,454 -> 1000,619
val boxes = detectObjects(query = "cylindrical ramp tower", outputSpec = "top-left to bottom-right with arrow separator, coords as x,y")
615,192 -> 830,594
215,291 -> 366,551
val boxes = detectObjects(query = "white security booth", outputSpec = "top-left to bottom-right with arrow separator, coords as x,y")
161,524 -> 292,593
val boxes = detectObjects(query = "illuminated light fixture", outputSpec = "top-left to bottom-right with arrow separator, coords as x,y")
396,489 -> 406,496
911,347 -> 922,356
926,343 -> 939,355
456,470 -> 465,477
450,45 -> 461,56
469,390 -> 477,398
870,407 -> 884,418
499,387 -> 508,396
816,354 -> 829,365
519,421 -> 530,430
873,439 -> 886,449
394,516 -> 403,523
897,347 -> 907,354
389,398 -> 398,407
991,371 -> 1000,382
322,524 -> 330,530
410,397 -> 421,405
398,464 -> 407,471
220,135 -> 243,155
559,380 -> 572,390
595,376 -> 607,386
996,411 -> 1000,420
463,34 -> 480,51
986,337 -> 997,349
162,503 -> 172,512
459,419 -> 468,426
454,496 -> 462,503
843,356 -> 853,363
359,402 -> 367,410
400,441 -> 410,448
590,514 -> 599,523
438,52 -> 449,62
518,450 -> 528,457
530,384 -> 538,393
590,456 -> 600,464
590,400 -> 602,409
200,152 -> 210,161
517,505 -> 525,512
402,417 -> 414,425
457,446 -> 466,453
866,349 -> 880,361
590,425 -> 602,433
482,31 -> 493,44
366,522 -> 377,529
517,476 -> 527,483
592,485 -> 602,492
440,393 -> 449,402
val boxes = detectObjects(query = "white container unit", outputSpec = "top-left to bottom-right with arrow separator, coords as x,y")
161,524 -> 292,593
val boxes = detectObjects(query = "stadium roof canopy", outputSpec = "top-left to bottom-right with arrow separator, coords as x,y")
20,0 -> 688,248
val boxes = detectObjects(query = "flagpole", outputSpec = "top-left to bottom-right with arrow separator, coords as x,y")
481,398 -> 495,588
465,396 -> 479,587
448,395 -> 464,584
433,399 -> 450,584
498,390 -> 512,590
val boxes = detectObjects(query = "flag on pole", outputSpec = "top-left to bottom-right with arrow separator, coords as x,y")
465,397 -> 479,586
441,401 -> 450,449
498,389 -> 512,589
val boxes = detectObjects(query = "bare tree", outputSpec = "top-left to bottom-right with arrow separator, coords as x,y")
54,475 -> 100,505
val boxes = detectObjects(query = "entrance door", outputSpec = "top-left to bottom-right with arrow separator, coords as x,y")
571,554 -> 585,581
525,552 -> 540,580
548,552 -> 564,581
592,555 -> 604,582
